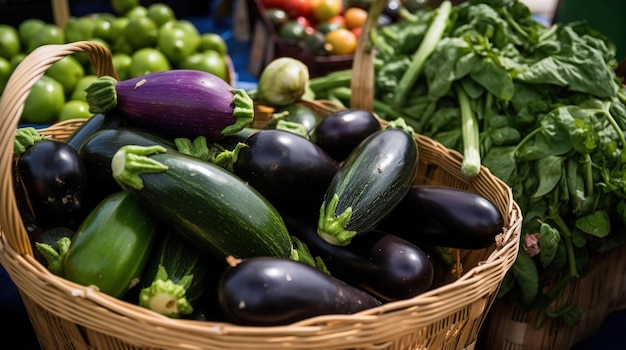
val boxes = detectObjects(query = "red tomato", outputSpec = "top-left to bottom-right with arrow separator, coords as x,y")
261,0 -> 284,8
284,0 -> 313,19
327,15 -> 346,27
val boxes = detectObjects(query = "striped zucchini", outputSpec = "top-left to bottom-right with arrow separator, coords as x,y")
111,145 -> 294,260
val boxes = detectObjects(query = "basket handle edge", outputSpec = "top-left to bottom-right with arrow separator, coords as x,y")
0,41 -> 118,256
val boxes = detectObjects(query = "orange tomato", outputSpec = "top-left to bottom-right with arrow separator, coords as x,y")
344,7 -> 368,30
325,28 -> 358,55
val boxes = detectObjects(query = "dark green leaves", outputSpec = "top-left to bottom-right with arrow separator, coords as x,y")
512,247 -> 539,304
514,26 -> 619,98
367,0 -> 626,327
576,211 -> 611,238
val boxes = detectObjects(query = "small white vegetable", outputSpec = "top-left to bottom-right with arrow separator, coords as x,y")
257,57 -> 310,106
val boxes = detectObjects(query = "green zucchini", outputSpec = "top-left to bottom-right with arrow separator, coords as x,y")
111,145 -> 295,260
139,229 -> 222,318
78,126 -> 176,203
63,191 -> 158,298
318,119 -> 419,246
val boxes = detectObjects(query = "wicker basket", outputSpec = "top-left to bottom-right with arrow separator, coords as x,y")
0,41 -> 521,350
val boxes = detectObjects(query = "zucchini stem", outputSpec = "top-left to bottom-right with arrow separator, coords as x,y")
138,265 -> 194,318
111,145 -> 169,190
317,194 -> 357,246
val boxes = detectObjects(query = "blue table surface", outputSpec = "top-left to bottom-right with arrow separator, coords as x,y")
2,5 -> 625,350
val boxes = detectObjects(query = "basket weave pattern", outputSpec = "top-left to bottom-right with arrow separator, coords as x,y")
0,41 -> 521,349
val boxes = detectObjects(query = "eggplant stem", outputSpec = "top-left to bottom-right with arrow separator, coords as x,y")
222,88 -> 255,135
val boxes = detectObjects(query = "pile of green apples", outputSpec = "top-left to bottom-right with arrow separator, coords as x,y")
0,0 -> 230,125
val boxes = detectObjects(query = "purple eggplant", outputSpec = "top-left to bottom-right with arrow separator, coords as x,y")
378,185 -> 504,250
285,214 -> 434,302
218,256 -> 382,326
228,129 -> 340,216
311,108 -> 381,162
14,128 -> 89,229
85,70 -> 254,140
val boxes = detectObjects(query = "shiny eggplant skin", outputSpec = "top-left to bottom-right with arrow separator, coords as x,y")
218,256 -> 382,326
16,139 -> 89,229
310,108 -> 381,162
378,185 -> 504,249
233,129 -> 340,215
285,215 -> 433,302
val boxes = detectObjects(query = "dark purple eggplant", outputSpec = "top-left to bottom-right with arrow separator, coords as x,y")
284,214 -> 433,302
15,133 -> 89,229
64,111 -> 126,151
78,127 -> 176,203
310,108 -> 381,162
85,70 -> 254,140
229,129 -> 340,216
378,185 -> 504,250
218,256 -> 382,326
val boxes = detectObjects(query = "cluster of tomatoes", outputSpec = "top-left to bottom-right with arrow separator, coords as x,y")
259,0 -> 407,56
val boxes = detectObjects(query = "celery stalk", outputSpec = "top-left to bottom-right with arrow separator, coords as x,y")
455,84 -> 481,178
391,0 -> 451,109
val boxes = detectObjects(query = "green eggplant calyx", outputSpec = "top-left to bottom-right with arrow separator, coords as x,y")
275,120 -> 310,139
14,127 -> 46,155
139,266 -> 194,318
267,110 -> 290,129
213,142 -> 245,172
85,75 -> 118,114
290,235 -> 330,275
222,88 -> 255,136
112,145 -> 169,190
175,136 -> 224,162
35,237 -> 71,276
385,117 -> 415,135
317,193 -> 357,246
